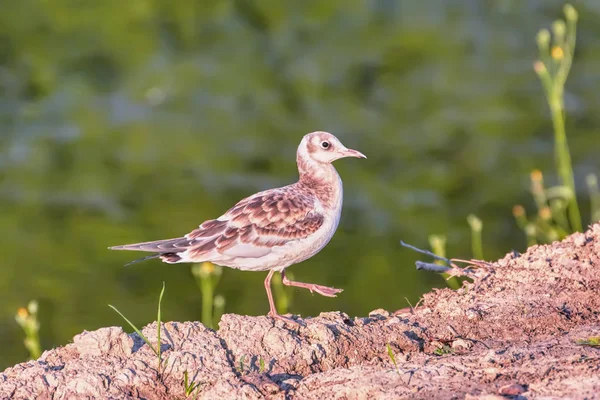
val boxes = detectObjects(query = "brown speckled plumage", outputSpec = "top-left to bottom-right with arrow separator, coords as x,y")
185,188 -> 325,259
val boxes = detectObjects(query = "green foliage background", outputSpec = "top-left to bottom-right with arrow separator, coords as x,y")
1,0 -> 599,368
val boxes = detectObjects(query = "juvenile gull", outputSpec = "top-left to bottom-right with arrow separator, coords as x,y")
109,131 -> 366,322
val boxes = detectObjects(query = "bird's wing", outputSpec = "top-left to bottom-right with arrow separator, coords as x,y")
185,187 -> 324,260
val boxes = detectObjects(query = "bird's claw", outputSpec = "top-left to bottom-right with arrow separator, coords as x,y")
310,284 -> 343,298
268,312 -> 301,326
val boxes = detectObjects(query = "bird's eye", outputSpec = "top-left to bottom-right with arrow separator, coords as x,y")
321,141 -> 330,149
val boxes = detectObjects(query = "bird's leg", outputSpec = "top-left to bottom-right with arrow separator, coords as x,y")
264,270 -> 279,317
281,270 -> 343,297
264,270 -> 299,325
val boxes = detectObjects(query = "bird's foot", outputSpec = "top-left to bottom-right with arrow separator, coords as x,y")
307,284 -> 343,298
280,273 -> 344,298
268,311 -> 301,326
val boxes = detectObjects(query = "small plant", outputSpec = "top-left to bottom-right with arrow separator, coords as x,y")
386,343 -> 401,375
183,370 -> 202,398
576,336 -> 600,347
433,344 -> 454,356
109,282 -> 167,374
258,356 -> 266,373
512,5 -> 599,245
236,354 -> 247,374
15,300 -> 42,359
192,262 -> 224,329
234,354 -> 267,375
533,3 -> 581,234
514,170 -> 572,243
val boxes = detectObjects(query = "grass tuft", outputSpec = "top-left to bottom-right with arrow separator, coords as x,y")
183,370 -> 203,398
109,282 -> 167,374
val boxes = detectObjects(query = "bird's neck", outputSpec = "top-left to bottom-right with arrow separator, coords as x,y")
296,155 -> 342,209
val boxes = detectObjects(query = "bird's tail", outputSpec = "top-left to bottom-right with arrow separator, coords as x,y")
108,237 -> 192,253
109,237 -> 191,266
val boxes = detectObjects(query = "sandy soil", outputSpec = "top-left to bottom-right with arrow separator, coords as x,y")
2,225 -> 600,399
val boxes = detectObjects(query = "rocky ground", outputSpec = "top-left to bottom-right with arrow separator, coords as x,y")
2,225 -> 600,399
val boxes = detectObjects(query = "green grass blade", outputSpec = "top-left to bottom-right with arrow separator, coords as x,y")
157,282 -> 165,370
386,343 -> 399,375
184,370 -> 196,396
109,304 -> 158,358
576,336 -> 600,347
192,381 -> 203,400
238,354 -> 246,374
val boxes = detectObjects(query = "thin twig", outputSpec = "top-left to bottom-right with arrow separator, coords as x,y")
402,241 -> 490,279
400,241 -> 452,265
416,261 -> 477,278
415,261 -> 452,273
451,258 -> 493,269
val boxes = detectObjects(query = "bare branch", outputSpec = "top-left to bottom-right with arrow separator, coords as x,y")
415,261 -> 452,273
402,241 -> 488,279
400,241 -> 452,265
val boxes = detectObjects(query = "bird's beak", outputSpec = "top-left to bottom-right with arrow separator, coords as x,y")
341,148 -> 367,159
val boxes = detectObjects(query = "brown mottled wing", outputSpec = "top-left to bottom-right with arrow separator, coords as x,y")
186,187 -> 324,260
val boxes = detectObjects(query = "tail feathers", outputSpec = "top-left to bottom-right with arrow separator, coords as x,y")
109,237 -> 191,266
109,237 -> 192,253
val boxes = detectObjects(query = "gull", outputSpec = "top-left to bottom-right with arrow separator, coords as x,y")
109,131 -> 366,322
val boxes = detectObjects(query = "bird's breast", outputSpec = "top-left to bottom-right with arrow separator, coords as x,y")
291,180 -> 343,264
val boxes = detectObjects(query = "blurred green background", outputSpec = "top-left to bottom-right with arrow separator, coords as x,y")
1,0 -> 599,368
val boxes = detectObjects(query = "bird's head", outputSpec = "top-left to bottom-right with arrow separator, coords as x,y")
298,131 -> 366,165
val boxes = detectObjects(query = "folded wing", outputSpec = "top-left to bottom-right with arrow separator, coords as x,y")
109,186 -> 325,263
186,187 -> 324,260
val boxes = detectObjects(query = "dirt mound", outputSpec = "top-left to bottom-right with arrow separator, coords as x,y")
2,225 -> 600,399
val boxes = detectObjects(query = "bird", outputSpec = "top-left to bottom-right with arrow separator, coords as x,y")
109,131 -> 366,323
